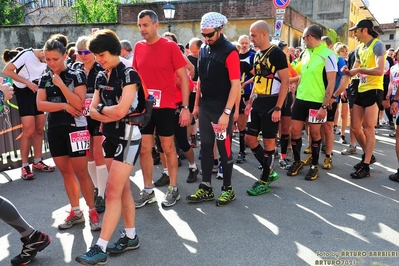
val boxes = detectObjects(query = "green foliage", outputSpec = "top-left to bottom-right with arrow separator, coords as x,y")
72,0 -> 145,23
326,28 -> 345,44
0,0 -> 26,25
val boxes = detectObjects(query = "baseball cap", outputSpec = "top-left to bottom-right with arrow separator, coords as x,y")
349,19 -> 374,31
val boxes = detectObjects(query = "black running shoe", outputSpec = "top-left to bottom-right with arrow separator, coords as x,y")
154,173 -> 170,187
351,166 -> 370,179
389,169 -> 399,182
354,154 -> 376,170
11,230 -> 51,266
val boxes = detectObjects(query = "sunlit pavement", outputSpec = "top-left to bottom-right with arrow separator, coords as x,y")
1,126 -> 399,266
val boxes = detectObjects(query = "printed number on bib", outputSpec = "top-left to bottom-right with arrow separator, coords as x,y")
83,99 -> 92,116
360,74 -> 367,84
211,123 -> 227,140
69,130 -> 90,152
308,109 -> 326,124
148,89 -> 162,108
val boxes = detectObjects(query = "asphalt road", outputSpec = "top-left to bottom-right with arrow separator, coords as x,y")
1,125 -> 399,266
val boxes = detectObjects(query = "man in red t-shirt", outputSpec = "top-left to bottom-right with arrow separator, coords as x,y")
133,10 -> 191,208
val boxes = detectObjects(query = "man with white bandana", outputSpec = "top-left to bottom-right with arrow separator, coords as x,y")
186,12 -> 241,206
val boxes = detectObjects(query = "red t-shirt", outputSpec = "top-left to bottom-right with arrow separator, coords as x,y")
133,37 -> 187,109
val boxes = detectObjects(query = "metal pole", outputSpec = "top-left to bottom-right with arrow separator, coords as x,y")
168,20 -> 171,32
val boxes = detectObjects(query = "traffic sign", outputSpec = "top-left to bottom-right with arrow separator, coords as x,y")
272,0 -> 290,9
274,19 -> 283,37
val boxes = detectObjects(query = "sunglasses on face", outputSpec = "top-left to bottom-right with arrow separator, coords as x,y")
201,30 -> 217,38
77,50 -> 91,55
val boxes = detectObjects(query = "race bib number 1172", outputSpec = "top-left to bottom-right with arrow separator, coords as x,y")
69,130 -> 90,152
308,109 -> 326,124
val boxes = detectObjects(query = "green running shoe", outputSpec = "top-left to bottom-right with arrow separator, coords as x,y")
247,180 -> 270,196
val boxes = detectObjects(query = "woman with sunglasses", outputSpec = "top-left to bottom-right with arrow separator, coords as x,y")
36,34 -> 101,231
72,36 -> 108,214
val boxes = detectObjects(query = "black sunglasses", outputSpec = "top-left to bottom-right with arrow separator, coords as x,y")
201,30 -> 217,38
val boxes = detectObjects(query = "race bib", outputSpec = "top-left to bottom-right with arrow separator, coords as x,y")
69,130 -> 90,152
308,109 -> 326,124
359,74 -> 367,84
82,99 -> 92,116
148,89 -> 162,108
211,123 -> 227,140
392,80 -> 399,96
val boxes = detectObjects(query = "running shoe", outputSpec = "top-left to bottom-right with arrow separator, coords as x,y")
216,164 -> 223,180
389,131 -> 396,137
287,161 -> 304,176
322,157 -> 332,170
58,210 -> 85,230
75,245 -> 107,265
186,184 -> 214,203
11,230 -> 51,266
305,166 -> 319,181
154,173 -> 170,187
161,186 -> 180,207
340,135 -> 348,144
354,154 -> 376,170
186,167 -> 199,183
95,196 -> 105,214
135,190 -> 157,208
303,147 -> 311,154
89,209 -> 101,231
32,161 -> 55,172
267,170 -> 280,185
389,169 -> 399,182
333,126 -> 341,135
236,152 -> 246,164
247,180 -> 269,196
351,166 -> 370,179
107,231 -> 139,254
279,158 -> 291,170
216,186 -> 236,206
212,163 -> 218,173
341,145 -> 357,155
286,148 -> 294,162
21,166 -> 35,180
301,154 -> 312,165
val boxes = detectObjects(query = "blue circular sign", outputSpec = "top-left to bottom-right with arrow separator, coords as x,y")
273,0 -> 290,9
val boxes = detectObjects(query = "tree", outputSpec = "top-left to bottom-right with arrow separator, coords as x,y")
72,0 -> 144,23
0,0 -> 26,25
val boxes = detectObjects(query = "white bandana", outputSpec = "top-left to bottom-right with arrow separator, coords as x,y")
200,12 -> 228,30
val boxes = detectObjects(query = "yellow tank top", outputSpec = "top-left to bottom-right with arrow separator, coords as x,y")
357,38 -> 384,93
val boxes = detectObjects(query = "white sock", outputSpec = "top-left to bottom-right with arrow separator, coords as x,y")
96,165 -> 108,198
350,143 -> 356,148
144,187 -> 153,194
72,206 -> 81,215
189,163 -> 197,169
125,228 -> 136,239
22,162 -> 29,167
96,238 -> 108,253
88,161 -> 98,188
33,158 -> 41,164
163,168 -> 169,176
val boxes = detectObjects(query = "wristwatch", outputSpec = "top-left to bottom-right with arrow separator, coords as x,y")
223,108 -> 232,115
274,106 -> 281,111
321,104 -> 328,109
96,103 -> 105,114
181,105 -> 189,110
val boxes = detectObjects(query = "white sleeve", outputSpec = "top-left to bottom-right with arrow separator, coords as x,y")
325,55 -> 338,73
10,51 -> 28,69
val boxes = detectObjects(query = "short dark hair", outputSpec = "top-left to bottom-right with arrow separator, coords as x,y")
162,32 -> 178,43
278,41 -> 287,50
321,36 -> 332,46
89,29 -> 121,56
138,10 -> 158,23
306,25 -> 322,40
44,34 -> 68,54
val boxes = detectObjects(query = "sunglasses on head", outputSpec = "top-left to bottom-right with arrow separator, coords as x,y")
77,50 -> 91,55
201,30 -> 218,38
